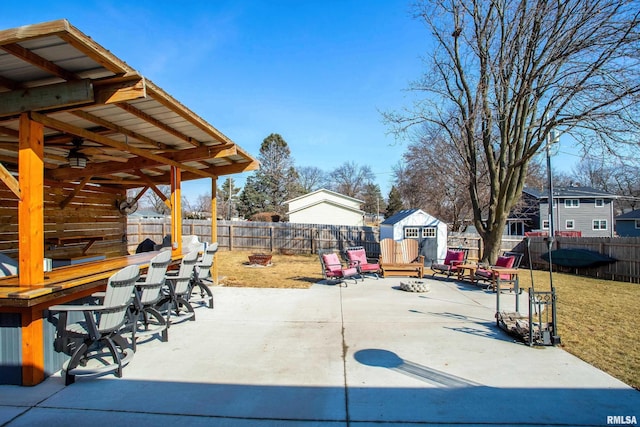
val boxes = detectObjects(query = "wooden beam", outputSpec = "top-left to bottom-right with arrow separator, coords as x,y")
93,77 -> 146,104
47,143 -> 234,181
18,113 -> 44,287
0,43 -> 80,82
30,112 -> 215,179
116,102 -> 201,147
0,125 -> 19,137
59,175 -> 92,209
0,162 -> 20,198
0,80 -> 94,118
0,74 -> 22,90
136,172 -> 171,209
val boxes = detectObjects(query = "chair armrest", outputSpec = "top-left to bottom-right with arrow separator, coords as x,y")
49,304 -> 96,313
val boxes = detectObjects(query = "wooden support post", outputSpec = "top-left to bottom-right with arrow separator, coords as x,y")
170,166 -> 182,256
211,177 -> 218,285
21,308 -> 44,386
17,113 -> 46,386
18,113 -> 44,287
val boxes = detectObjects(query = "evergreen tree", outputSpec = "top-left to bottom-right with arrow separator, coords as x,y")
216,177 -> 241,219
253,133 -> 298,215
236,176 -> 265,219
385,186 -> 403,218
361,183 -> 385,217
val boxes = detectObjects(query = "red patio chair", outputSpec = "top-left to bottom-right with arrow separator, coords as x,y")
431,248 -> 468,278
345,246 -> 380,279
319,250 -> 359,286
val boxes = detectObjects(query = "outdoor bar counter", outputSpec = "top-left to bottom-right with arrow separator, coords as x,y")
0,251 -> 183,386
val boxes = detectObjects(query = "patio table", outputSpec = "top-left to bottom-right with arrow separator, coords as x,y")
456,263 -> 478,283
0,251 -> 183,386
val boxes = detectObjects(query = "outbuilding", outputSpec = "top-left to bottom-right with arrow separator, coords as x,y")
380,209 -> 448,263
286,189 -> 365,226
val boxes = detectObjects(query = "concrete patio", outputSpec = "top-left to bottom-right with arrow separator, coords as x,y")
1,275 -> 638,426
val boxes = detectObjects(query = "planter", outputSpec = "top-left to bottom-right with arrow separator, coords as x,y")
248,254 -> 272,266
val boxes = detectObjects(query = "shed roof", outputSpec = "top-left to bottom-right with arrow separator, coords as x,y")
0,20 -> 258,188
380,209 -> 443,226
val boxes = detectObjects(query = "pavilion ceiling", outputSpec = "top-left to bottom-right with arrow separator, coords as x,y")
0,19 -> 258,190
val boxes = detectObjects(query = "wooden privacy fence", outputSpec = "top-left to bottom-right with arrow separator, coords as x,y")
126,219 -> 640,283
523,236 -> 640,284
126,219 -> 380,256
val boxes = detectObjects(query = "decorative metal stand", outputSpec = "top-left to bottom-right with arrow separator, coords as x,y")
528,289 -> 560,346
496,281 -> 561,346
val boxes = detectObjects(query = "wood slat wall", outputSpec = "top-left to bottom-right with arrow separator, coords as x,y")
0,183 -> 128,260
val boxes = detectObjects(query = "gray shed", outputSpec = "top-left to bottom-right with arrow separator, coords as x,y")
380,209 -> 448,263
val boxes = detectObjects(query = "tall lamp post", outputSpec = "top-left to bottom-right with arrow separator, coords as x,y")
545,127 -> 561,345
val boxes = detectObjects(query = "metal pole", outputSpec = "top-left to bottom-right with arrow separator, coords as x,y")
546,128 -> 561,344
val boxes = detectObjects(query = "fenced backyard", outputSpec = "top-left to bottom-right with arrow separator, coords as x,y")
127,218 -> 640,283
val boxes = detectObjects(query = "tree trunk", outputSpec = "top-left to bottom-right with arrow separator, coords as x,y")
480,221 -> 506,265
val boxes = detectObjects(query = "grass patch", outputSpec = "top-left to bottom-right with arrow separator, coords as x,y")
517,269 -> 640,391
217,250 -> 320,288
215,250 -> 639,390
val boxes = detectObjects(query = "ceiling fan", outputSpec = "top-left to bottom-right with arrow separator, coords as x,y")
47,137 -> 129,166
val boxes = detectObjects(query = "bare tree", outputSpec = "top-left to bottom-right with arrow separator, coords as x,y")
296,166 -> 328,193
385,0 -> 640,262
141,185 -> 171,215
571,157 -> 640,211
330,162 -> 375,198
395,125 -> 482,231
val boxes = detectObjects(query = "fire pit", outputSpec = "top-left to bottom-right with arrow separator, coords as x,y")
400,280 -> 430,293
248,254 -> 272,266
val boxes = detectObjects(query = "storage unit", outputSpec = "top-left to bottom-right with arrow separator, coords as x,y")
380,209 -> 448,263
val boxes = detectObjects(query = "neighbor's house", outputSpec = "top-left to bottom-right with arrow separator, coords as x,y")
615,209 -> 640,237
285,189 -> 365,226
509,186 -> 618,237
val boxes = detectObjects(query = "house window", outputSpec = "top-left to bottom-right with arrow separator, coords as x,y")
635,219 -> 640,229
542,220 -> 549,229
422,227 -> 436,238
595,199 -> 604,207
566,220 -> 575,229
593,220 -> 608,230
565,199 -> 580,208
404,227 -> 419,238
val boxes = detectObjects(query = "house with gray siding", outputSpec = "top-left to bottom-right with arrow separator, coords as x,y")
615,209 -> 640,237
509,186 -> 618,237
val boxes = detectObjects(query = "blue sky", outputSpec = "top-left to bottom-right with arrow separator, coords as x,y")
1,0 -> 430,201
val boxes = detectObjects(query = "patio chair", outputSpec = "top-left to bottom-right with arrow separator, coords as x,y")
345,246 -> 380,279
431,248 -> 468,278
129,250 -> 172,349
188,242 -> 218,309
319,250 -> 359,286
49,264 -> 140,385
475,251 -> 524,292
157,250 -> 199,325
378,239 -> 424,278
